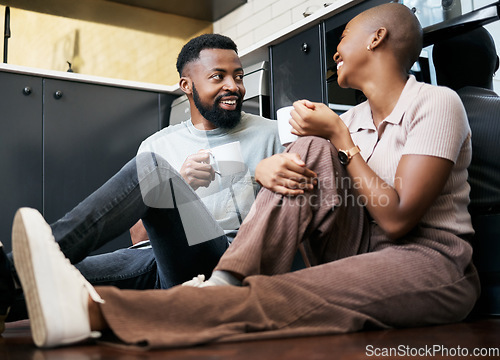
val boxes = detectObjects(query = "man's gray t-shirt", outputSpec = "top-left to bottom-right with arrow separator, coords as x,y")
137,112 -> 282,242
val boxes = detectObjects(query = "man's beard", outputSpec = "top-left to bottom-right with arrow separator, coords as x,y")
192,83 -> 243,129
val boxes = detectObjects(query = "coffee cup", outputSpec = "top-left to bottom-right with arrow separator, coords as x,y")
277,106 -> 299,145
208,141 -> 246,176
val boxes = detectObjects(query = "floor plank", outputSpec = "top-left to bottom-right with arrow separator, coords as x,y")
2,317 -> 499,359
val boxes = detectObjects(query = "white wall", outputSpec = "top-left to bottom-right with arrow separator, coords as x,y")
213,0 -> 343,51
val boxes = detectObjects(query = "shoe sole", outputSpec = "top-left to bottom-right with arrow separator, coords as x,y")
12,208 -> 52,347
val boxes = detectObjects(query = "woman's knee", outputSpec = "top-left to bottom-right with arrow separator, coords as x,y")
285,137 -> 335,162
285,136 -> 338,171
286,136 -> 334,153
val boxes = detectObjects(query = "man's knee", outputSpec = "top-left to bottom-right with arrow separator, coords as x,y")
136,152 -> 178,208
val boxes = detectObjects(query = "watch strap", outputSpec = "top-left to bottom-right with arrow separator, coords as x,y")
347,145 -> 361,158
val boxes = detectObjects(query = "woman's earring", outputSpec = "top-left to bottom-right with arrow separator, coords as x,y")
367,45 -> 372,51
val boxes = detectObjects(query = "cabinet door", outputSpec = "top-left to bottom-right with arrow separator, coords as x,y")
43,79 -> 161,254
0,72 -> 43,254
270,24 -> 326,117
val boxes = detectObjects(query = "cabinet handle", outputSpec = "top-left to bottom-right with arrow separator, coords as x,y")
54,90 -> 63,99
301,43 -> 310,53
23,87 -> 32,96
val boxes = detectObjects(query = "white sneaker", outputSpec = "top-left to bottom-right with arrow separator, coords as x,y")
12,208 -> 104,348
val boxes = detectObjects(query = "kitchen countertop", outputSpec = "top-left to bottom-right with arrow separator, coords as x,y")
0,62 -> 183,94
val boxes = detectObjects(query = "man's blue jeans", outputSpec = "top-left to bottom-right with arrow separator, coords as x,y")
51,154 -> 229,290
7,154 -> 229,321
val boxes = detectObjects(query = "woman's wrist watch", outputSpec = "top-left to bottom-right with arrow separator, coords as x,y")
338,145 -> 361,165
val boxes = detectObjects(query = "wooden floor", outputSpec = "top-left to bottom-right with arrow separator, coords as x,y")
1,316 -> 499,359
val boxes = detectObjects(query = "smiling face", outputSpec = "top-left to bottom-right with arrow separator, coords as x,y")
334,16 -> 372,90
182,48 -> 246,129
335,3 -> 423,90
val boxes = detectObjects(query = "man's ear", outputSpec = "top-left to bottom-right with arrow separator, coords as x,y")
370,27 -> 388,51
179,77 -> 192,95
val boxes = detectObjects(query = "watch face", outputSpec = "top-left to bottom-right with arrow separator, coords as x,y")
338,150 -> 349,165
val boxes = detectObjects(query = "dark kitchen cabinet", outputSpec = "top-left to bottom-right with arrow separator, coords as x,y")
269,0 -> 390,118
0,70 -> 174,254
43,79 -> 168,255
0,72 -> 43,254
270,24 -> 326,117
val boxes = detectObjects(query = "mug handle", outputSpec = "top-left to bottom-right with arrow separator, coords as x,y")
208,151 -> 221,176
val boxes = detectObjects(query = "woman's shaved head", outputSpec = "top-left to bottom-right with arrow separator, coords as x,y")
355,3 -> 423,72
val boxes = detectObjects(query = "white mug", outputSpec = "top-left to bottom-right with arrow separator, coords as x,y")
276,106 -> 299,145
208,141 -> 246,176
